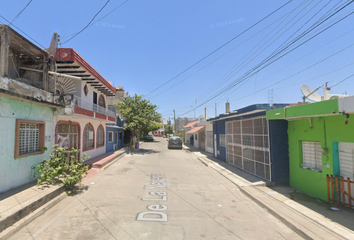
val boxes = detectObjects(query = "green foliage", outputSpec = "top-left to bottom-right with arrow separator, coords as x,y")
165,125 -> 173,134
116,94 -> 161,144
37,146 -> 89,195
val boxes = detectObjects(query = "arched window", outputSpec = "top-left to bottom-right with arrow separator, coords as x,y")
83,123 -> 94,151
98,94 -> 105,108
96,125 -> 105,147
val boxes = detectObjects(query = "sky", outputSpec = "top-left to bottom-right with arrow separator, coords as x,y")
1,0 -> 354,122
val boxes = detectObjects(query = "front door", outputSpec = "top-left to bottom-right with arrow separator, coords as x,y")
115,132 -> 118,149
57,123 -> 79,159
338,142 -> 354,205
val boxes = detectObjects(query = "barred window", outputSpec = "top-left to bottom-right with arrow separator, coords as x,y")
15,120 -> 45,158
108,131 -> 114,142
97,125 -> 105,147
302,141 -> 322,171
83,123 -> 94,151
219,134 -> 226,147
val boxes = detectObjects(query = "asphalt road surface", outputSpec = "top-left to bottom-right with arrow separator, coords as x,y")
10,138 -> 302,240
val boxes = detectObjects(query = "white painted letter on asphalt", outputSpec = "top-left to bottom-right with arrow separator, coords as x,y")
137,212 -> 168,222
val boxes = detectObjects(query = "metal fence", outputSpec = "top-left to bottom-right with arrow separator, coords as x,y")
73,95 -> 116,118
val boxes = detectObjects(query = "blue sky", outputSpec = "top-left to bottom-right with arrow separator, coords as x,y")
1,0 -> 354,122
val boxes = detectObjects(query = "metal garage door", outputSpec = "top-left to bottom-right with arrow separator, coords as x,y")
226,117 -> 271,181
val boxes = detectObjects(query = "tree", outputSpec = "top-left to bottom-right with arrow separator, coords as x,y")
164,125 -> 173,134
116,94 -> 161,145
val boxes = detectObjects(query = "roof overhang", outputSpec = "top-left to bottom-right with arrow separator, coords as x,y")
186,125 -> 205,134
55,48 -> 116,96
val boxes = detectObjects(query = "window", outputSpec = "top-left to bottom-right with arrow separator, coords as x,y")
97,125 -> 105,147
219,134 -> 226,147
302,141 -> 322,171
83,123 -> 94,151
15,120 -> 45,158
108,131 -> 114,142
195,134 -> 197,140
98,94 -> 105,108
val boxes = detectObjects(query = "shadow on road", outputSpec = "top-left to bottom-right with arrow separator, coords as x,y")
127,148 -> 160,155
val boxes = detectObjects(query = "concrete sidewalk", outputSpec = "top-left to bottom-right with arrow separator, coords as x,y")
0,146 -> 129,240
184,145 -> 354,240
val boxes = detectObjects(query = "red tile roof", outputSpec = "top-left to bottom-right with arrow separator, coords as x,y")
183,120 -> 198,128
186,125 -> 205,134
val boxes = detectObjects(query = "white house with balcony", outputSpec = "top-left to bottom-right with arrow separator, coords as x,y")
53,48 -> 116,160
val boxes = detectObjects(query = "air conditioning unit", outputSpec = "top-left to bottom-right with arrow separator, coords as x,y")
113,144 -> 117,150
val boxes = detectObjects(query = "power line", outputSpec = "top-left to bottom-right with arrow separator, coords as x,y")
144,0 -> 295,97
331,73 -> 354,88
62,0 -> 131,40
0,14 -> 46,49
179,3 -> 354,116
61,0 -> 111,44
10,0 -> 33,25
216,1 -> 354,103
149,0 -> 308,100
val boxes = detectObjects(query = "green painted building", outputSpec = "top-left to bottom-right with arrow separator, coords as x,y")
267,97 -> 354,201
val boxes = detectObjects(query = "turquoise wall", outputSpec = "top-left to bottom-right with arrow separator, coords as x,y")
0,96 -> 55,193
288,114 -> 353,201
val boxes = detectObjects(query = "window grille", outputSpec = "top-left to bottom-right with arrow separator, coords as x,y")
84,124 -> 94,150
220,134 -> 226,147
108,132 -> 113,142
302,141 -> 322,171
97,126 -> 104,147
19,123 -> 39,154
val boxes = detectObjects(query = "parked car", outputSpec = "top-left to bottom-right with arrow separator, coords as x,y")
168,136 -> 183,149
154,133 -> 163,137
146,134 -> 154,142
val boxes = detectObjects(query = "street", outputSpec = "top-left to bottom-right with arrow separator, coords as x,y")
10,138 -> 302,240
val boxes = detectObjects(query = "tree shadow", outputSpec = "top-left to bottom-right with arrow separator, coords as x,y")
127,148 -> 160,155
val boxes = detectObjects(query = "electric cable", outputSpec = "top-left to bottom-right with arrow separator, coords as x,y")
0,14 -> 46,49
61,0 -> 111,44
149,0 -> 309,100
178,5 -> 354,117
10,0 -> 33,25
144,0 -> 295,97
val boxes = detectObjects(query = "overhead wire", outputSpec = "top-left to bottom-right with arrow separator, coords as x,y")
178,1 -> 354,116
144,0 -> 295,97
149,0 -> 309,100
197,0 -> 317,103
61,0 -> 112,44
0,14 -> 46,49
10,0 -> 33,25
215,1 -> 354,104
61,0 -> 131,39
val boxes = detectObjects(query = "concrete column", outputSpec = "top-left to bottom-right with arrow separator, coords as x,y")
42,55 -> 49,91
0,25 -> 9,77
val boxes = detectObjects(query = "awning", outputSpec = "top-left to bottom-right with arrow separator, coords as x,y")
186,126 -> 205,134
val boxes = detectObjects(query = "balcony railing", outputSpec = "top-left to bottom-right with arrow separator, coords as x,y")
72,95 -> 116,118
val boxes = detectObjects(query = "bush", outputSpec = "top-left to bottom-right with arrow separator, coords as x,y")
37,146 -> 89,194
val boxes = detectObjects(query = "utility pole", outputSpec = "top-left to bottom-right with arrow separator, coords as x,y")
168,117 -> 171,135
215,103 -> 217,117
173,109 -> 176,133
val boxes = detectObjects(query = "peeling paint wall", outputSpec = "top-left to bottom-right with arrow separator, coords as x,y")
0,95 -> 55,193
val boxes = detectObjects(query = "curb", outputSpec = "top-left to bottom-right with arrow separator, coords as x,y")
0,192 -> 67,240
194,153 -> 353,240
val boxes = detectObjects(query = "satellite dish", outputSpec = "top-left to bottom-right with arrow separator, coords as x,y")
301,84 -> 322,102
